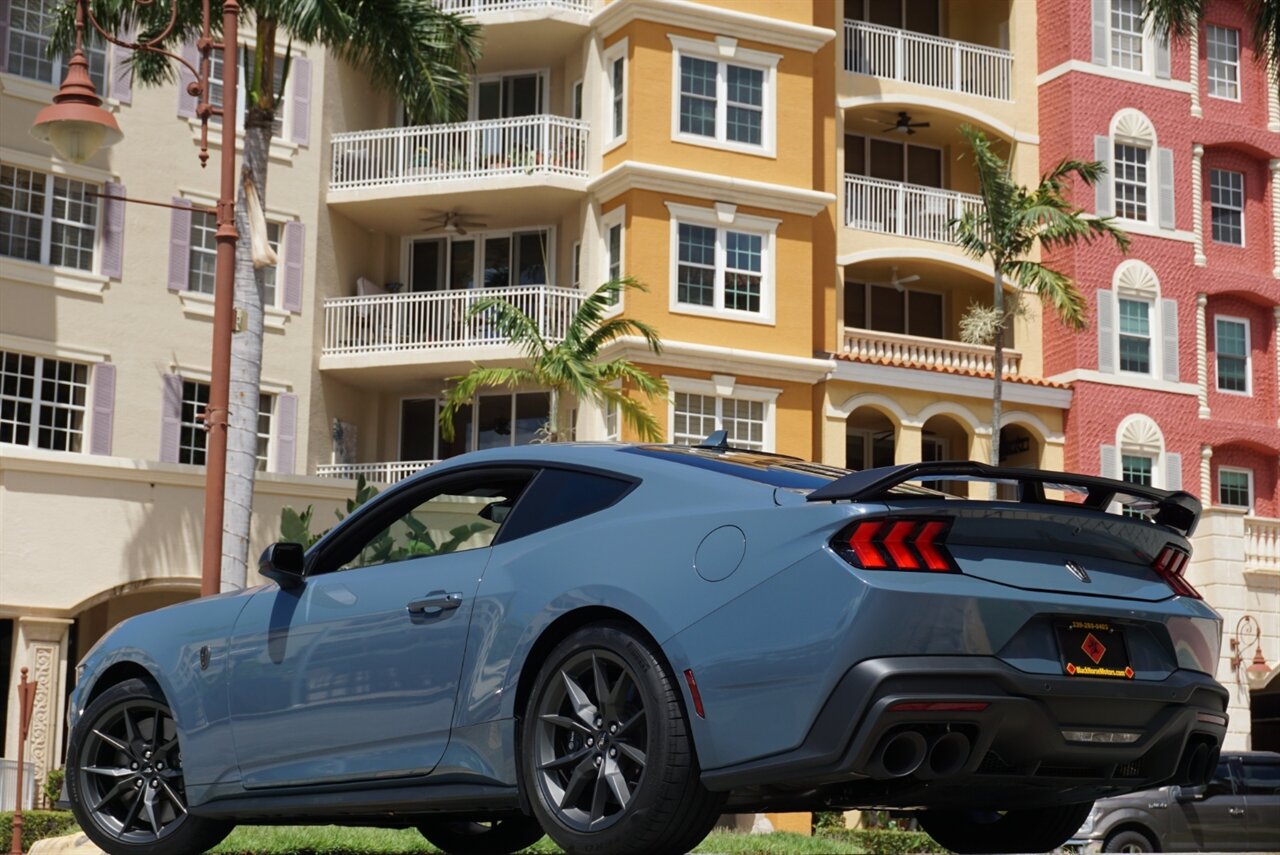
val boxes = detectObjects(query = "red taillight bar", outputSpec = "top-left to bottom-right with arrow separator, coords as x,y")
837,518 -> 958,573
1153,544 -> 1199,599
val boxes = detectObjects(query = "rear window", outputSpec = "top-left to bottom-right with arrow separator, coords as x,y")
497,467 -> 635,542
1241,760 -> 1280,795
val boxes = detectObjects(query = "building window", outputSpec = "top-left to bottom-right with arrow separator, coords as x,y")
5,0 -> 107,91
1120,452 -> 1154,517
675,222 -> 766,315
180,379 -> 273,470
190,210 -> 281,303
0,165 -> 98,271
604,399 -> 620,441
1217,467 -> 1253,510
1110,0 -> 1145,71
1113,143 -> 1149,221
0,350 -> 89,452
210,49 -> 286,137
845,282 -> 946,340
1205,25 -> 1240,100
671,37 -> 777,154
1214,316 -> 1250,393
1209,169 -> 1244,246
1118,297 -> 1151,374
571,241 -> 581,289
672,392 -> 766,451
603,41 -> 627,145
406,228 -> 553,292
571,79 -> 583,120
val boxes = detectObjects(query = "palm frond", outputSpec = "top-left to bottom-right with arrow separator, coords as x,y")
1006,260 -> 1088,330
1143,0 -> 1208,41
439,365 -> 539,440
464,295 -> 550,361
601,387 -> 664,442
595,360 -> 668,399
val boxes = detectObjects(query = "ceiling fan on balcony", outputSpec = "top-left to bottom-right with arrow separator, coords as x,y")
862,266 -> 921,291
866,111 -> 931,135
420,208 -> 488,236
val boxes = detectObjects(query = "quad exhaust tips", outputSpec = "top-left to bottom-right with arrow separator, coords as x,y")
868,730 -> 973,779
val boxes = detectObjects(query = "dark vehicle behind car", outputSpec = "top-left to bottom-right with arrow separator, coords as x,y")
1069,750 -> 1280,852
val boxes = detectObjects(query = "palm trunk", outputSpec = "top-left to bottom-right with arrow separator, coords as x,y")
220,116 -> 272,592
989,264 -> 1005,493
548,387 -> 560,442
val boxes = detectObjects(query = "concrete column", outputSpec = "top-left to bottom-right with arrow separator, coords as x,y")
1275,307 -> 1280,427
895,422 -> 922,465
1192,145 -> 1206,266
824,411 -> 849,468
1271,160 -> 1280,279
1189,26 -> 1202,118
1197,293 -> 1210,418
1269,57 -> 1280,132
1189,509 -> 1251,750
6,618 -> 73,802
1201,444 -> 1213,504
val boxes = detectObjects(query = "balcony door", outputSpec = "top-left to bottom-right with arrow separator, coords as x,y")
408,229 -> 552,293
845,135 -> 943,188
845,281 -> 945,340
845,0 -> 939,35
473,72 -> 545,120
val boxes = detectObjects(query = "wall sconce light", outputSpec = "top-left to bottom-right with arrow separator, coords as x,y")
1229,615 -> 1270,680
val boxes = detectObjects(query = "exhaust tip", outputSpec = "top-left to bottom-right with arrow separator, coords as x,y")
926,731 -> 972,778
1184,742 -> 1210,786
872,730 -> 928,778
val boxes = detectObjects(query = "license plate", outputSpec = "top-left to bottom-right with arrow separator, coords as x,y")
1056,620 -> 1133,679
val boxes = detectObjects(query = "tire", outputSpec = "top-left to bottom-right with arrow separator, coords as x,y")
1104,828 -> 1157,853
66,678 -> 234,855
417,814 -> 545,854
520,623 -> 725,855
918,802 -> 1095,854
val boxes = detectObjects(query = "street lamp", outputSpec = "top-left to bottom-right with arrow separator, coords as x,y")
31,0 -> 240,598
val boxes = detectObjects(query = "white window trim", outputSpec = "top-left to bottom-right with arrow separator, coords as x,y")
665,374 -> 780,452
467,68 -> 550,121
1112,141 -> 1153,225
1205,24 -> 1241,102
1213,314 -> 1252,396
0,349 -> 91,453
666,201 -> 778,325
1208,168 -> 1245,247
602,38 -> 628,152
600,204 -> 625,314
0,161 -> 102,275
1115,292 -> 1159,378
1217,465 -> 1254,511
256,392 -> 275,472
668,34 -> 779,158
1107,0 -> 1154,75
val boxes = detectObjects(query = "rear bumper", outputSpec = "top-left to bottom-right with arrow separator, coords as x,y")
702,656 -> 1227,809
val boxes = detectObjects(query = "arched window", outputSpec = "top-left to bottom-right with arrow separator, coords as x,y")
1094,109 -> 1175,231
1096,260 -> 1179,383
1102,414 -> 1182,493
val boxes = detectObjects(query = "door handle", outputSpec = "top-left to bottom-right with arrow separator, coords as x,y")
406,591 -> 463,615
1228,807 -> 1245,817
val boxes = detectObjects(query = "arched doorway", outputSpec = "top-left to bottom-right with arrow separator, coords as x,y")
846,408 -> 896,470
999,423 -> 1042,468
921,414 -> 972,495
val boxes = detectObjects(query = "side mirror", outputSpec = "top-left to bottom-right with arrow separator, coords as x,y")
1175,784 -> 1207,802
260,542 -> 305,589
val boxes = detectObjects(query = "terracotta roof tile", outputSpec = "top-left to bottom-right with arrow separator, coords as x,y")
831,351 -> 1071,389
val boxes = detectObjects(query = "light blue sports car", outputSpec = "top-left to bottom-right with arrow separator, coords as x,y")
64,440 -> 1228,855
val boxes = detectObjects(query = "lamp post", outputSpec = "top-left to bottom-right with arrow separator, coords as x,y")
31,0 -> 239,597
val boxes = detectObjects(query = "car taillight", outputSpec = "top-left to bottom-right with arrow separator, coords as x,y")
1153,544 -> 1199,599
836,518 -> 957,572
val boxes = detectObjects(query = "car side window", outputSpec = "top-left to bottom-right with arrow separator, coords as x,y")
1205,760 -> 1236,797
1241,760 -> 1280,796
316,472 -> 532,575
496,467 -> 636,543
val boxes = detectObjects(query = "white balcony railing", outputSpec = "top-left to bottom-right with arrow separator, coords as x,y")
1246,516 -> 1280,571
330,116 -> 589,192
844,20 -> 1013,100
316,460 -> 439,484
844,327 -> 1022,376
437,0 -> 593,14
323,284 -> 587,357
845,175 -> 984,245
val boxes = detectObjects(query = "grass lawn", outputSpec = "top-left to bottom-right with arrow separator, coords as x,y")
209,825 -> 869,854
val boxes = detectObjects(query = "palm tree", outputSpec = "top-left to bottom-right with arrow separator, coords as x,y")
1144,0 -> 1279,67
441,279 -> 668,445
951,126 -> 1130,473
54,1 -> 481,591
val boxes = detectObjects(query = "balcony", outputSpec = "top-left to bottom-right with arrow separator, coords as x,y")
1246,517 -> 1280,572
320,284 -> 587,378
844,175 -> 983,245
843,327 -> 1020,376
439,0 -> 592,13
316,460 -> 438,484
843,20 -> 1013,101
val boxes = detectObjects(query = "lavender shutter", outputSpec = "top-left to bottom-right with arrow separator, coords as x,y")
177,41 -> 198,118
274,393 -> 298,475
168,197 -> 191,291
282,221 -> 304,313
1094,135 -> 1113,217
160,374 -> 182,463
1161,298 -> 1180,381
1157,147 -> 1175,230
1091,0 -> 1108,66
101,181 -> 125,279
0,0 -> 10,71
289,56 -> 311,146
89,362 -> 116,455
1100,444 -> 1118,480
1097,289 -> 1117,374
1164,452 -> 1183,491
109,26 -> 133,103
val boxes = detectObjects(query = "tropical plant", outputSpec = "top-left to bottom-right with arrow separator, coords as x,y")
440,278 -> 668,443
54,0 -> 482,592
1144,0 -> 1279,67
951,126 -> 1130,473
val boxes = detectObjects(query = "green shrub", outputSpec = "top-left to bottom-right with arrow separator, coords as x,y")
42,769 -> 64,809
812,811 -> 846,832
822,828 -> 947,854
0,810 -> 79,852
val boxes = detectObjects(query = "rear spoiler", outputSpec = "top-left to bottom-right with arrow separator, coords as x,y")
806,460 -> 1201,537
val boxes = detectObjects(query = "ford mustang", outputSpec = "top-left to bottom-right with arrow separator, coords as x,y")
64,440 -> 1228,854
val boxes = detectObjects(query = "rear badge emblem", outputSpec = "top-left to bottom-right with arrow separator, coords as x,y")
1065,560 -> 1091,583
1081,633 -> 1107,664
